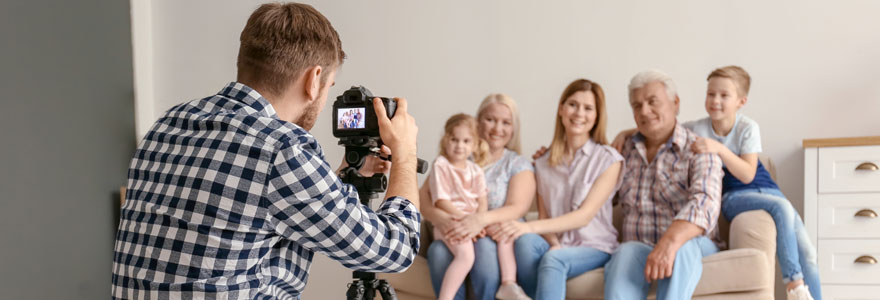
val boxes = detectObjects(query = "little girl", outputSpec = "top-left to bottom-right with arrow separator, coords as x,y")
429,113 -> 528,300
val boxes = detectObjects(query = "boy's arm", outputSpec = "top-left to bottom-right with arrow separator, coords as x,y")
692,137 -> 758,184
721,150 -> 758,184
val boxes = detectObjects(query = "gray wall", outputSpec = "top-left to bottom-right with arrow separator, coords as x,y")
0,0 -> 135,298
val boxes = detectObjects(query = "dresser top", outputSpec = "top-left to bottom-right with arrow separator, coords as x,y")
803,136 -> 880,148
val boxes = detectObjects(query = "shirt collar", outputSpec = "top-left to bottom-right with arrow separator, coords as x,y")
631,121 -> 688,152
669,122 -> 688,152
217,82 -> 279,119
576,138 -> 598,158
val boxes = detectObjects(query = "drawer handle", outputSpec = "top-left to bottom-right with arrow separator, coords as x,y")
855,255 -> 878,264
855,209 -> 878,218
856,162 -> 879,171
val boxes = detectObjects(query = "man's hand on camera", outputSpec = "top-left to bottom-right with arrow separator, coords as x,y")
374,97 -> 419,209
374,97 -> 417,160
358,145 -> 392,177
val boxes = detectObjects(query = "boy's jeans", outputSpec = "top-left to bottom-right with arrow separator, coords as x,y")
723,187 -> 822,299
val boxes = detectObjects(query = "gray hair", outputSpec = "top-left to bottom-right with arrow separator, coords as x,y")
628,69 -> 678,103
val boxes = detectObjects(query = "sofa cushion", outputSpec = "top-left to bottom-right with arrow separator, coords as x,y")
563,248 -> 771,300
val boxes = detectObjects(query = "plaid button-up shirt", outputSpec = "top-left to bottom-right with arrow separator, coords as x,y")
111,82 -> 421,299
618,123 -> 723,246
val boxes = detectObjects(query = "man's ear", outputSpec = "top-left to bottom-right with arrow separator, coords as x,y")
303,65 -> 323,102
674,95 -> 681,115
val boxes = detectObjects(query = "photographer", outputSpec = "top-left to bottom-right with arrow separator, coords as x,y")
111,3 -> 420,299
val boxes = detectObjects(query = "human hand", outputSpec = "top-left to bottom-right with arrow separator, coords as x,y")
445,212 -> 487,241
611,129 -> 636,152
432,212 -> 463,236
532,146 -> 548,161
691,137 -> 721,154
374,97 -> 417,162
355,145 -> 392,177
644,240 -> 679,282
473,229 -> 487,241
491,220 -> 533,244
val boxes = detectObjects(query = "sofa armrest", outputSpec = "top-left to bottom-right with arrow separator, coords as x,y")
728,210 -> 777,265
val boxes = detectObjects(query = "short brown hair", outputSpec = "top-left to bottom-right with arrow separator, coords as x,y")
548,79 -> 608,167
707,65 -> 751,97
237,3 -> 345,96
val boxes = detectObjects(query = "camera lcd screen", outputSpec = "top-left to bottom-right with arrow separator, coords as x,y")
337,107 -> 366,129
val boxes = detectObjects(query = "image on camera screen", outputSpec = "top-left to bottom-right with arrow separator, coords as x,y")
337,107 -> 366,129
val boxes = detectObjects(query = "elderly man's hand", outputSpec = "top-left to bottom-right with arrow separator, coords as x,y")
644,239 -> 680,282
610,128 -> 638,152
532,146 -> 548,161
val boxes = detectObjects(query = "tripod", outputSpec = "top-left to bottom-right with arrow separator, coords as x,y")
337,140 -> 397,300
337,137 -> 429,300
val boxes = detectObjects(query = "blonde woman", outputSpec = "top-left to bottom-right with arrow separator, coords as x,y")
420,94 -> 536,300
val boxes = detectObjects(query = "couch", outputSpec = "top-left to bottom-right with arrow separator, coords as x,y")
379,158 -> 779,300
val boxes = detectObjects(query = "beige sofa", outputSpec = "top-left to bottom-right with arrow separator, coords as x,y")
381,159 -> 779,300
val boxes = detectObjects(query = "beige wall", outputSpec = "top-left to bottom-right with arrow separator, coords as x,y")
134,0 -> 880,298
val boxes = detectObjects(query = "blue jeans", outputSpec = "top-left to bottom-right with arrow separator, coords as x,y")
513,233 -> 610,300
427,237 -> 501,300
604,237 -> 718,300
723,187 -> 822,299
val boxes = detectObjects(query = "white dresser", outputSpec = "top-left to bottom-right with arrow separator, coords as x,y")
804,136 -> 880,299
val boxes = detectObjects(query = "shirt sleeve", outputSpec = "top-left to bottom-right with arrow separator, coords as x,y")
264,144 -> 421,273
429,158 -> 455,202
739,120 -> 763,154
605,147 -> 626,192
509,154 -> 535,176
674,152 -> 723,233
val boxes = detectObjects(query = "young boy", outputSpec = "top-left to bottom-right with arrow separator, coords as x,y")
610,66 -> 822,300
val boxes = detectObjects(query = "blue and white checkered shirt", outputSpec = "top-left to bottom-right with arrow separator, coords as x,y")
112,82 -> 421,299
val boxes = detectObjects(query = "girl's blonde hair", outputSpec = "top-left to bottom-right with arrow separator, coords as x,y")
440,113 -> 490,166
548,79 -> 609,167
475,93 -> 522,154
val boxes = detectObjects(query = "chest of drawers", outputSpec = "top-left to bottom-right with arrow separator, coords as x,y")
804,137 -> 880,299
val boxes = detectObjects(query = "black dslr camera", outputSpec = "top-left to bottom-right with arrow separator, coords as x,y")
332,86 -> 427,204
332,86 -> 396,143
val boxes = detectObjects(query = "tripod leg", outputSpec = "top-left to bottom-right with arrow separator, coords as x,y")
377,279 -> 397,300
346,280 -> 365,300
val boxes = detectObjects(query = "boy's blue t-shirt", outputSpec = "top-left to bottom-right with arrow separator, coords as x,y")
682,114 -> 779,194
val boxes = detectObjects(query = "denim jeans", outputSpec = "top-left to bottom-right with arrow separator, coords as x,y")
513,233 -> 610,300
603,237 -> 718,300
427,237 -> 501,300
723,187 -> 822,299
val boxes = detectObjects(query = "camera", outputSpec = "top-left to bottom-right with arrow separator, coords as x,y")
332,86 -> 396,143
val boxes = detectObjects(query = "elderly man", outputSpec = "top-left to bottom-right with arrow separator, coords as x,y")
604,70 -> 724,299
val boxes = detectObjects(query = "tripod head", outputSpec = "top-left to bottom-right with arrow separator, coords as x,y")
337,136 -> 427,204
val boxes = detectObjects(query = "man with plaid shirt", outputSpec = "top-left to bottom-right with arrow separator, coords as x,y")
604,70 -> 724,300
111,3 -> 421,299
